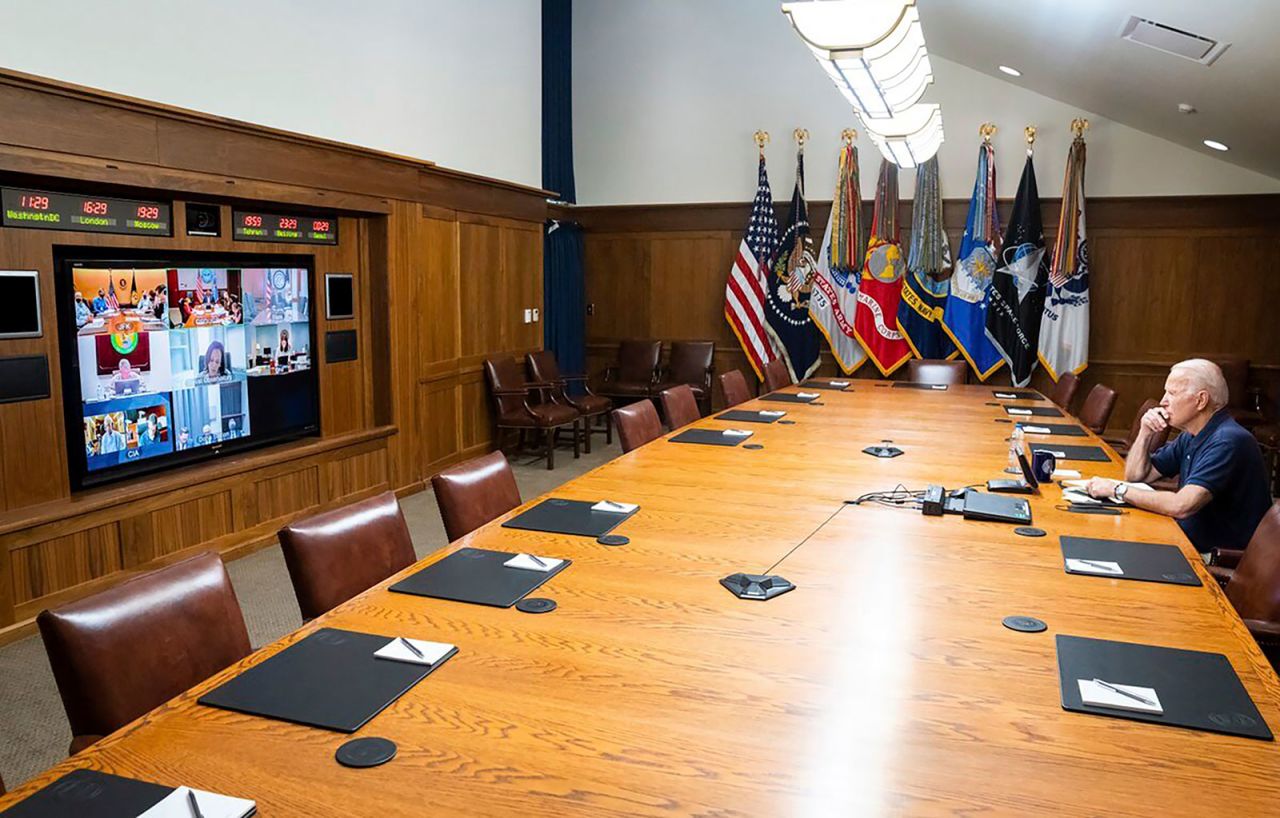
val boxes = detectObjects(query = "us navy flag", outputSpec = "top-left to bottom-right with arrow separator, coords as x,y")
763,149 -> 822,382
985,153 -> 1049,387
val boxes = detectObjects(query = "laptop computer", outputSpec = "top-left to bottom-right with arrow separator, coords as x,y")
960,490 -> 1033,524
987,445 -> 1038,494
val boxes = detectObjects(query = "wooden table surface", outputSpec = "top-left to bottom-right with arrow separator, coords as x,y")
4,382 -> 1279,816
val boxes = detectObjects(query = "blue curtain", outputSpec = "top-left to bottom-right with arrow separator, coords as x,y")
542,0 -> 575,203
543,221 -> 586,384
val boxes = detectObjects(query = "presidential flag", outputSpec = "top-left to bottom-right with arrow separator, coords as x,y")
941,142 -> 1004,380
853,160 -> 912,376
724,156 -> 781,380
1039,134 -> 1090,381
986,153 -> 1049,387
897,156 -> 955,360
763,149 -> 822,383
809,141 -> 867,374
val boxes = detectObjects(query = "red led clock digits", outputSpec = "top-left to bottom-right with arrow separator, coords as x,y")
136,205 -> 160,220
83,200 -> 109,215
279,217 -> 298,230
312,220 -> 330,232
244,214 -> 263,228
20,194 -> 50,210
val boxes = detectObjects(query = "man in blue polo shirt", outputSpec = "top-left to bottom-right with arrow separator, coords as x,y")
1087,359 -> 1272,556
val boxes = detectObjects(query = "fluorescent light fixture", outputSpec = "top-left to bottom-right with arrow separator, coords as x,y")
998,65 -> 1022,77
1203,139 -> 1229,151
781,0 -> 933,120
861,103 -> 945,168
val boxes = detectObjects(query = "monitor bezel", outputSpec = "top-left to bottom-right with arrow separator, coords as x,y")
0,269 -> 43,339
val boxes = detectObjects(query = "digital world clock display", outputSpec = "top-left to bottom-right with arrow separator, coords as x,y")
1,187 -> 172,236
232,210 -> 338,245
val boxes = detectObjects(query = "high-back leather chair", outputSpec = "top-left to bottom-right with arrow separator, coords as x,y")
484,356 -> 580,470
1077,383 -> 1119,435
658,341 -> 715,412
907,358 -> 967,385
431,450 -> 522,542
1210,505 -> 1280,670
38,551 -> 251,754
1049,371 -> 1080,411
614,400 -> 663,453
599,340 -> 662,400
658,384 -> 701,430
527,350 -> 612,452
1105,398 -> 1171,456
278,492 -> 418,620
1199,354 -> 1263,428
1,771 -> 5,796
762,357 -> 791,392
719,369 -> 752,408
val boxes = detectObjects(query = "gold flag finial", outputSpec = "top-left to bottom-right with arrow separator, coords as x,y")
793,128 -> 809,151
841,127 -> 857,146
1070,118 -> 1089,139
979,122 -> 997,143
753,130 -> 770,156
1024,125 -> 1037,145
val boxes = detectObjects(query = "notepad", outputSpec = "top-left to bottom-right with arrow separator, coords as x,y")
139,787 -> 256,818
1008,408 -> 1032,415
797,391 -> 820,398
1065,558 -> 1123,576
829,380 -> 850,387
994,392 -> 1019,399
373,637 -> 457,667
1022,425 -> 1052,434
759,410 -> 785,417
722,428 -> 753,437
592,500 -> 638,513
1051,469 -> 1081,480
503,553 -> 563,572
1078,679 -> 1163,714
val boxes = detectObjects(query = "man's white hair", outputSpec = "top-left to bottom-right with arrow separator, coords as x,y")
1171,359 -> 1229,409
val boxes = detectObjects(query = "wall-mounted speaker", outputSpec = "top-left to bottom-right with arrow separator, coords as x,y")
0,270 -> 42,338
325,330 -> 358,363
0,355 -> 51,404
325,274 -> 354,319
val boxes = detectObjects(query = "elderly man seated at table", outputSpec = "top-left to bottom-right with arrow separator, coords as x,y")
1087,359 -> 1272,557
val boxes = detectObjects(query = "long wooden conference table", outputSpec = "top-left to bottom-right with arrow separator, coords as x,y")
3,381 -> 1280,816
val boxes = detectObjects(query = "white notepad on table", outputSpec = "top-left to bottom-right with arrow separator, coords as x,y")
1065,558 -> 1123,575
994,392 -> 1018,399
592,500 -> 637,514
374,637 -> 456,667
1051,469 -> 1082,480
929,384 -> 946,390
1007,408 -> 1033,415
503,553 -> 563,572
139,787 -> 255,818
797,391 -> 820,399
1021,425 -> 1052,434
829,380 -> 850,387
722,428 -> 753,438
759,410 -> 786,417
1077,679 -> 1163,714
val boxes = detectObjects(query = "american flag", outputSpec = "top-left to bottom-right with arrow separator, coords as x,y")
724,156 -> 780,379
106,277 -> 120,310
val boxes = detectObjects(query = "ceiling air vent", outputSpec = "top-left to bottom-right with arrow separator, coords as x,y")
1120,16 -> 1230,65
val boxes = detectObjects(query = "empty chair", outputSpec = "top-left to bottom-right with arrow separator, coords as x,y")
431,450 -> 522,542
1,771 -> 5,796
659,384 -> 701,429
719,369 -> 753,408
278,491 -> 418,620
614,400 -> 663,453
484,356 -> 580,470
655,340 -> 715,412
1209,504 -> 1280,670
1049,371 -> 1080,411
907,358 -> 967,386
1077,383 -> 1119,435
38,551 -> 250,755
1105,398 -> 1170,456
527,349 -> 612,452
762,357 -> 792,392
599,340 -> 662,401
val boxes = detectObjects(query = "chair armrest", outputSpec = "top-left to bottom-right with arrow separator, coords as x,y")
1207,565 -> 1234,589
1213,548 -> 1246,569
1243,618 -> 1280,649
560,373 -> 589,382
492,388 -> 530,397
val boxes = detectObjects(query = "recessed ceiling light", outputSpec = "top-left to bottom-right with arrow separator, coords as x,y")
1203,139 -> 1229,151
998,65 -> 1022,77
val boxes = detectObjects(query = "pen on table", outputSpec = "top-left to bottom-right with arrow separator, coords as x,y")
1077,559 -> 1119,572
399,637 -> 425,659
602,500 -> 626,510
187,789 -> 206,818
1092,678 -> 1156,706
528,554 -> 548,568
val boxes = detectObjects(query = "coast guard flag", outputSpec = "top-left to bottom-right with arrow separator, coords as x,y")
897,156 -> 955,360
809,142 -> 867,374
763,149 -> 822,382
986,152 -> 1049,387
941,142 -> 1003,379
853,160 -> 912,376
723,156 -> 780,380
1039,134 -> 1090,380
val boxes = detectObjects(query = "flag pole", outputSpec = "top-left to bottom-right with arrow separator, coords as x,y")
754,130 -> 770,158
1070,118 -> 1089,140
1024,125 -> 1037,156
841,127 -> 857,146
979,122 -> 997,143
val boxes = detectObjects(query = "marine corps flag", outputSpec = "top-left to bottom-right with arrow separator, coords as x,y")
941,140 -> 1003,379
763,146 -> 822,382
986,143 -> 1049,387
853,160 -> 912,376
1039,128 -> 1090,381
897,156 -> 955,360
809,139 -> 867,374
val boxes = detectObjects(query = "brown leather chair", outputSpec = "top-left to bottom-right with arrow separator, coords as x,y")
614,400 -> 663,453
719,369 -> 753,408
659,384 -> 701,430
1077,383 -> 1119,435
599,340 -> 661,401
762,357 -> 792,392
906,358 -> 967,386
1104,398 -> 1171,456
1199,354 -> 1263,428
37,551 -> 250,755
1,771 -> 5,796
278,491 -> 418,620
431,450 -> 522,542
484,356 -> 580,470
526,350 -> 612,453
1049,371 -> 1080,411
655,341 -> 715,412
1209,504 -> 1280,670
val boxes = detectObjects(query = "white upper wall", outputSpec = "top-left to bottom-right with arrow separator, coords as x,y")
0,0 -> 542,188
573,0 -> 1280,205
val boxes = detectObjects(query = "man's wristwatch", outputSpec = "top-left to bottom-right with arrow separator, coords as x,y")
1113,482 -> 1129,503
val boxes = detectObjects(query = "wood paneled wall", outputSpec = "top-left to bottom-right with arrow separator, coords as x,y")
578,196 -> 1280,431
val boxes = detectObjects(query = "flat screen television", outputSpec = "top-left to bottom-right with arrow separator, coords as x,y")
56,249 -> 320,489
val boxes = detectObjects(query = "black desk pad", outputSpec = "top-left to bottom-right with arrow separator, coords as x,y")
199,628 -> 448,733
1056,635 -> 1272,740
390,547 -> 571,607
1060,536 -> 1202,586
1018,422 -> 1088,437
1003,405 -> 1064,417
0,769 -> 171,818
799,380 -> 851,391
760,392 -> 819,404
669,428 -> 747,447
501,498 -> 637,537
715,410 -> 782,424
893,382 -> 949,391
992,389 -> 1046,401
1033,443 -> 1110,462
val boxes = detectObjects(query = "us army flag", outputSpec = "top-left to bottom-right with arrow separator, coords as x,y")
985,152 -> 1049,387
1038,134 -> 1090,380
897,156 -> 955,360
809,142 -> 867,374
941,142 -> 1004,380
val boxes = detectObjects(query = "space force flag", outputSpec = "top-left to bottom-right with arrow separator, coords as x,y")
853,160 -> 912,376
763,148 -> 823,383
809,141 -> 867,374
897,156 -> 955,360
985,151 -> 1049,387
1038,133 -> 1089,381
941,142 -> 1003,380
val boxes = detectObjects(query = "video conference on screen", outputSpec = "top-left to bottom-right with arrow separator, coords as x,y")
72,266 -> 310,472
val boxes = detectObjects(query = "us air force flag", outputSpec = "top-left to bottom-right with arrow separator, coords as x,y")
985,152 -> 1049,387
763,149 -> 822,382
897,156 -> 955,360
941,142 -> 1004,380
1038,134 -> 1089,380
809,142 -> 867,374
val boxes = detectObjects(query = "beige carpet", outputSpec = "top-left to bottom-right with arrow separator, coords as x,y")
0,439 -> 619,789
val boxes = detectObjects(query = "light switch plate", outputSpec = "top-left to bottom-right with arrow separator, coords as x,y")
523,308 -> 532,323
